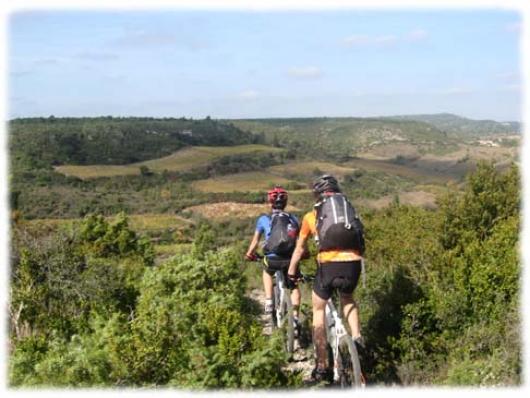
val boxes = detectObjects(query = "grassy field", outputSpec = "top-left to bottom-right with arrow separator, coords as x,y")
154,243 -> 193,264
192,171 -> 299,193
184,201 -> 302,220
343,158 -> 455,184
54,144 -> 284,179
268,161 -> 355,179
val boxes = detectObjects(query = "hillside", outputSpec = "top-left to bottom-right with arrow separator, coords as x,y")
10,115 -> 519,220
229,117 -> 451,160
383,113 -> 521,137
9,116 -> 260,171
54,145 -> 284,180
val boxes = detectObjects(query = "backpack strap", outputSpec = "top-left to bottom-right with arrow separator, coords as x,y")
343,195 -> 352,229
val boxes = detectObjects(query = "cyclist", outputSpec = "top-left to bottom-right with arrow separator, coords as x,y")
287,175 -> 364,383
245,186 -> 302,323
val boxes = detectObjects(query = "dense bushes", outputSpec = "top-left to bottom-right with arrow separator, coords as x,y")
104,249 -> 292,388
9,216 -> 294,388
9,162 -> 521,387
79,212 -> 154,265
10,214 -> 153,341
359,162 -> 520,385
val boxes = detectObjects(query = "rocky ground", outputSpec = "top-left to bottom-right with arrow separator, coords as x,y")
248,288 -> 314,385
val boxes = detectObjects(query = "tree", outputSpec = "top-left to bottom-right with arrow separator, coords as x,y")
139,165 -> 151,177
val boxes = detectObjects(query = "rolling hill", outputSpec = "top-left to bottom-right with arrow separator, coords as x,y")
54,145 -> 284,179
383,113 -> 521,137
229,117 -> 454,160
9,116 -> 260,172
9,114 -> 520,220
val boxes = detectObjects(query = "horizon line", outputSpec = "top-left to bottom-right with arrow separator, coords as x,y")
7,112 -> 522,124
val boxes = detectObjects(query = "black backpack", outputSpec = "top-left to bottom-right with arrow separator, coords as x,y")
315,193 -> 365,255
263,212 -> 299,257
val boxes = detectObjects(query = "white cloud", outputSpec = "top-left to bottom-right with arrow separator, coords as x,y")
343,35 -> 371,46
237,90 -> 260,99
287,66 -> 322,79
405,29 -> 429,42
373,35 -> 399,46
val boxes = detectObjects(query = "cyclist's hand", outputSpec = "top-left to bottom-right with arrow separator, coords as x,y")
286,273 -> 299,289
245,253 -> 258,262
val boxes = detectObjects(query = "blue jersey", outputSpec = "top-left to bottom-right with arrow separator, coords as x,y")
256,212 -> 299,259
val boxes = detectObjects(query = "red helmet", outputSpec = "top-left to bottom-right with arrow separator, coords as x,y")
267,186 -> 288,209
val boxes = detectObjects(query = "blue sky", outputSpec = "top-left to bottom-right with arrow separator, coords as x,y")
8,9 -> 522,121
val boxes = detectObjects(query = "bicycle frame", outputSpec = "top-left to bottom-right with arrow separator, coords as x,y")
273,270 -> 289,328
325,298 -> 348,381
249,256 -> 296,353
324,294 -> 365,387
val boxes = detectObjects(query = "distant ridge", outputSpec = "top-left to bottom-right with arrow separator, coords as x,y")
383,113 -> 520,136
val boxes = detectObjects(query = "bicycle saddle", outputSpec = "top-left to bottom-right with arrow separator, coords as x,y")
330,277 -> 353,290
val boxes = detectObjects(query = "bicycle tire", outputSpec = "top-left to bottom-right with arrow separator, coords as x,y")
339,335 -> 365,388
284,293 -> 295,354
271,282 -> 280,329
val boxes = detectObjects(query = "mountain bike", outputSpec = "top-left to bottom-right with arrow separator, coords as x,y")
302,274 -> 366,388
250,255 -> 296,354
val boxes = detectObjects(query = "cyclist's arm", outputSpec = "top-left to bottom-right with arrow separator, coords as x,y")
245,230 -> 262,258
288,212 -> 312,276
288,235 -> 307,276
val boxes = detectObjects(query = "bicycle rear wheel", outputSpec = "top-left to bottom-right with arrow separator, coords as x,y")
284,293 -> 295,354
338,335 -> 365,388
271,282 -> 280,329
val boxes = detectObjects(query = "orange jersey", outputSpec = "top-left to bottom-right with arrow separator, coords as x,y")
299,210 -> 362,263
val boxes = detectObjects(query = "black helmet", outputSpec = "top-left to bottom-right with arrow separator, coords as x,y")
312,174 -> 340,195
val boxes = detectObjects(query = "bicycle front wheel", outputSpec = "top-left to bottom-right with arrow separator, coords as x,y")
338,336 -> 365,388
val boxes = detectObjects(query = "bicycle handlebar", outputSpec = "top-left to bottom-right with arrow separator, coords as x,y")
245,253 -> 263,262
299,273 -> 315,283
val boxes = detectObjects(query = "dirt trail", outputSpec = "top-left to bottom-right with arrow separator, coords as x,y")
248,288 -> 314,384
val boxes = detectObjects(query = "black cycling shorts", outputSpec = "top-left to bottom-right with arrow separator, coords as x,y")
313,261 -> 362,301
263,257 -> 290,276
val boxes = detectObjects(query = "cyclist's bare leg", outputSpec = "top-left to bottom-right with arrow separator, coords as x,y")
340,294 -> 361,339
291,287 -> 301,318
312,290 -> 328,369
263,270 -> 273,300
